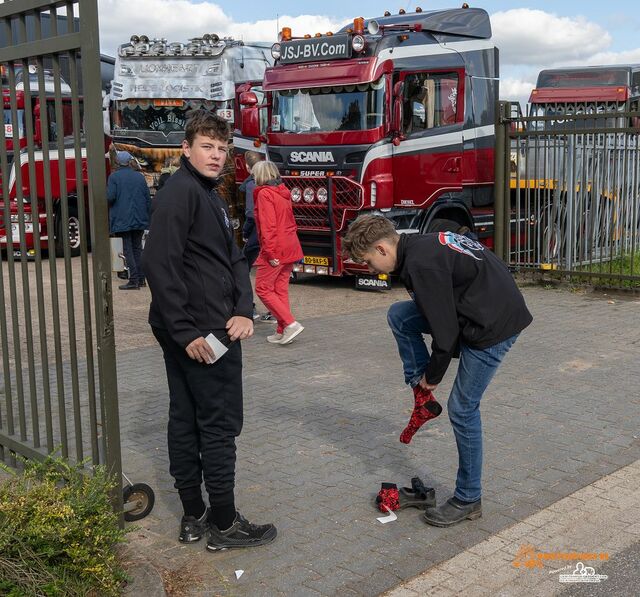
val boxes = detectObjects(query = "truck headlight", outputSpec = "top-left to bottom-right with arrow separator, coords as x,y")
271,43 -> 282,60
316,187 -> 328,204
303,187 -> 315,203
291,186 -> 302,203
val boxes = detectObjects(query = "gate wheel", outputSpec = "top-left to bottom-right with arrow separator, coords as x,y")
123,483 -> 155,522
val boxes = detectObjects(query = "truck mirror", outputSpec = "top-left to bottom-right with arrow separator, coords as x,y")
240,106 -> 261,138
239,91 -> 258,107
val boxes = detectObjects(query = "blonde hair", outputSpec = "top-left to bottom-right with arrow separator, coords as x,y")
343,215 -> 398,262
252,160 -> 280,186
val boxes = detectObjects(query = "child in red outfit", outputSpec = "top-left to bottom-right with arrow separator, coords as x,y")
252,161 -> 304,345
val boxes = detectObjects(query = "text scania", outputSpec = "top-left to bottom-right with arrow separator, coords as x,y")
290,151 -> 335,163
282,41 -> 347,61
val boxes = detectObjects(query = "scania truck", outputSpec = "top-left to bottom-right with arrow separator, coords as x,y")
236,6 -> 499,285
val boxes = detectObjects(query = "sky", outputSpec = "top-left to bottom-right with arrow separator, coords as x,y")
97,0 -> 640,106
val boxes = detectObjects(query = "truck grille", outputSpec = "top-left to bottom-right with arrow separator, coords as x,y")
282,176 -> 364,232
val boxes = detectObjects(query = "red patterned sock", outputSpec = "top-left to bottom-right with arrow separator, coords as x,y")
400,386 -> 442,444
376,483 -> 400,512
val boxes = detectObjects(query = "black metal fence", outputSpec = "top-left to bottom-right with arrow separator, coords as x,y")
494,100 -> 640,288
0,0 -> 121,509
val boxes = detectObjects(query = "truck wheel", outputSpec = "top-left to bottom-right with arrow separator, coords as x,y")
54,205 -> 82,258
427,218 -> 461,233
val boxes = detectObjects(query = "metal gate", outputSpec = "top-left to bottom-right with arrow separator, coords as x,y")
494,100 -> 640,288
0,0 -> 121,503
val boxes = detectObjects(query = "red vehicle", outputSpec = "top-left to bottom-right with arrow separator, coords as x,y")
0,70 -> 91,257
236,6 -> 499,286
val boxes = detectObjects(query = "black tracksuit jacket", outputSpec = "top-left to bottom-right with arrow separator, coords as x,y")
396,232 -> 533,385
142,155 -> 253,348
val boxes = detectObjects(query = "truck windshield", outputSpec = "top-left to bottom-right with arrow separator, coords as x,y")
271,77 -> 385,133
113,99 -> 234,135
3,109 -> 25,138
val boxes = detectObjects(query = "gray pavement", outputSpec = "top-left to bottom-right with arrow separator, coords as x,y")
118,285 -> 640,596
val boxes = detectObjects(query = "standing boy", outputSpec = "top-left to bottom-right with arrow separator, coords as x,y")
142,111 -> 276,550
343,216 -> 532,528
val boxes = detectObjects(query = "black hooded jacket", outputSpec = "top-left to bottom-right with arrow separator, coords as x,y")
396,232 -> 533,385
142,155 -> 253,348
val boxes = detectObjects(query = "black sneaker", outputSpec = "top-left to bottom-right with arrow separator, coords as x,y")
259,313 -> 276,323
206,512 -> 277,551
118,281 -> 140,290
179,508 -> 210,543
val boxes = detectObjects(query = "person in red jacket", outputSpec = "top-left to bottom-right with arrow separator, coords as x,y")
252,161 -> 304,345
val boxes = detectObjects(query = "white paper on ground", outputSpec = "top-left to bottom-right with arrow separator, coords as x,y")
204,333 -> 228,364
376,506 -> 398,524
235,570 -> 244,580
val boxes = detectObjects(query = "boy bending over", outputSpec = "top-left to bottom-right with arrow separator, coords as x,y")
343,216 -> 532,528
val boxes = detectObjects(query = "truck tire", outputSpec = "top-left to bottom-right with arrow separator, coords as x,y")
427,218 -> 461,233
54,205 -> 82,258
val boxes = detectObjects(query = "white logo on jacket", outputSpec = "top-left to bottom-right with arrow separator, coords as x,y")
438,231 -> 485,260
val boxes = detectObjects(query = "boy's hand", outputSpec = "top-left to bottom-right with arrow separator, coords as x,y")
418,375 -> 438,392
185,337 -> 215,363
226,316 -> 254,341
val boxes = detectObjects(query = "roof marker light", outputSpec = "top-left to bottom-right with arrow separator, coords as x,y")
399,8 -> 406,14
353,16 -> 365,35
279,27 -> 292,42
384,10 -> 391,16
416,6 -> 423,11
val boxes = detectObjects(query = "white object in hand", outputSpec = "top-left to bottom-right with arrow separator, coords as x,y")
204,333 -> 228,364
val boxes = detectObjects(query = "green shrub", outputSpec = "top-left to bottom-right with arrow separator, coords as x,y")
0,455 -> 127,596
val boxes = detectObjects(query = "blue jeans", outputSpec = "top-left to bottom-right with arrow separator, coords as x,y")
387,300 -> 518,502
120,230 -> 144,285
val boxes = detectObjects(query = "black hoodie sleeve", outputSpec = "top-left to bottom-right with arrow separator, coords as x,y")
143,190 -> 202,348
410,267 -> 460,385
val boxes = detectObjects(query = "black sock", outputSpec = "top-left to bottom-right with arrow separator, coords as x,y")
209,492 -> 236,530
179,486 -> 206,519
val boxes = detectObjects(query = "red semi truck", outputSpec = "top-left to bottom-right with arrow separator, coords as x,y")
235,6 -> 499,287
0,68 -> 94,257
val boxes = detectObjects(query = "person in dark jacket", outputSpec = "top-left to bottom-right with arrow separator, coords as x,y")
239,150 -> 273,322
141,110 -> 277,551
252,161 -> 304,345
343,215 -> 532,528
107,151 -> 150,289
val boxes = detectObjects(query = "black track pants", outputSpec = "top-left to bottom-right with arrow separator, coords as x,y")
152,327 -> 243,505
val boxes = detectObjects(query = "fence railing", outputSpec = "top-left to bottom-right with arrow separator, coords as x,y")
495,100 -> 640,288
0,0 -> 121,512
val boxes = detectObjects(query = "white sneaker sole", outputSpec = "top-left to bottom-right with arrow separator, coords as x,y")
279,325 -> 304,345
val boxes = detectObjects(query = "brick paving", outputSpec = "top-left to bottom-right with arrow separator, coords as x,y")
115,285 -> 640,596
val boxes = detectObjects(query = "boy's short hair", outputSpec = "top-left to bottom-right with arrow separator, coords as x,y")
244,150 -> 263,171
343,215 -> 398,262
184,110 -> 229,146
252,160 -> 281,186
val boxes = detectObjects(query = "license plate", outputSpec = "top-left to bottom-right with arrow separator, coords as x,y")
304,256 -> 329,266
355,274 -> 391,290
